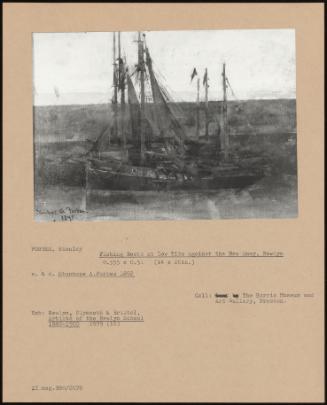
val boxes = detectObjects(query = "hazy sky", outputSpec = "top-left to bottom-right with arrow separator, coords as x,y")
33,29 -> 296,104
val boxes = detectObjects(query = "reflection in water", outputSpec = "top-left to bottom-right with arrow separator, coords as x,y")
34,174 -> 297,222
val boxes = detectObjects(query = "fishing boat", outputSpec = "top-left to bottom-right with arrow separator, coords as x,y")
86,31 -> 264,191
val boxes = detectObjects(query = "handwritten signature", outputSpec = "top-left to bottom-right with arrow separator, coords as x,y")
36,207 -> 87,221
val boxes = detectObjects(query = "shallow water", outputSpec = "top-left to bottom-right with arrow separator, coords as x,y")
34,174 -> 298,222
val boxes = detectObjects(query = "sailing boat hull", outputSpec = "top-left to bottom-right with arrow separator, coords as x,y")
87,166 -> 263,191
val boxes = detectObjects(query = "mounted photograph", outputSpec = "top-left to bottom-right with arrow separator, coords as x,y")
33,29 -> 297,221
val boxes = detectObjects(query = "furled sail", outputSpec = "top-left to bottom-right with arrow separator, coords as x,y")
145,47 -> 185,150
88,124 -> 111,153
126,71 -> 141,141
127,71 -> 157,146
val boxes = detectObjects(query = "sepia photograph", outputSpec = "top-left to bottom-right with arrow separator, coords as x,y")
33,29 -> 297,221
4,3 -> 324,403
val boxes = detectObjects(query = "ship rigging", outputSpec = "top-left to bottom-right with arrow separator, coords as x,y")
86,31 -> 264,191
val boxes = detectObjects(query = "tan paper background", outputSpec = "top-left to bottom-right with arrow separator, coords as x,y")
3,3 -> 324,402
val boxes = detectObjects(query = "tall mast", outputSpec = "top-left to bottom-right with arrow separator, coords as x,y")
138,32 -> 145,164
113,32 -> 117,103
118,32 -> 125,105
118,32 -> 126,154
112,32 -> 118,143
196,77 -> 200,140
222,63 -> 229,160
204,68 -> 209,140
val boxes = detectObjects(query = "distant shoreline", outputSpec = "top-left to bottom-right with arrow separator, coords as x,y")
34,98 -> 296,108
